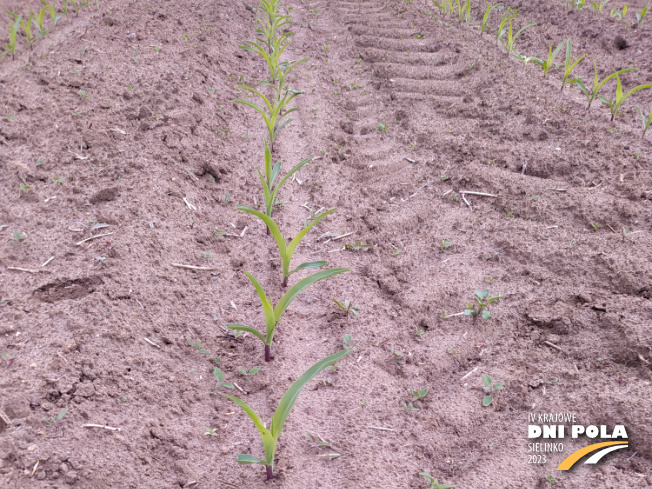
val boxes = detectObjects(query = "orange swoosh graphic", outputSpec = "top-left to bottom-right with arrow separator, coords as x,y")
556,441 -> 628,470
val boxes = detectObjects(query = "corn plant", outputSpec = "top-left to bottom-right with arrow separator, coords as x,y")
227,268 -> 348,361
561,40 -> 586,90
610,4 -> 628,19
237,205 -> 336,287
636,5 -> 649,25
234,82 -> 304,151
457,0 -> 471,23
636,99 -> 652,138
495,8 -> 518,45
591,0 -> 610,12
598,73 -> 652,121
528,40 -> 566,77
432,0 -> 449,14
32,7 -> 48,38
1,16 -> 20,60
568,0 -> 586,9
569,62 -> 636,108
61,0 -> 70,19
258,142 -> 313,225
41,0 -> 62,28
221,349 -> 351,480
480,3 -> 501,34
499,19 -> 536,57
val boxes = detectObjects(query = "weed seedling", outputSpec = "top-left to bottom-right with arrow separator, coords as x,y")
227,268 -> 348,361
344,240 -> 373,251
238,367 -> 261,376
598,73 -> 652,121
332,299 -> 359,318
308,433 -> 332,450
43,408 -> 68,427
410,387 -> 428,401
636,99 -> 652,138
237,205 -> 333,287
213,367 -> 234,389
391,348 -> 405,365
414,326 -> 425,342
482,374 -> 504,406
339,334 -> 356,350
401,401 -> 419,411
420,473 -> 456,489
205,427 -> 219,437
1,351 -> 17,367
11,231 -> 28,245
0,296 -> 12,307
546,475 -> 558,484
220,349 -> 351,480
186,338 -> 211,354
464,289 -> 502,323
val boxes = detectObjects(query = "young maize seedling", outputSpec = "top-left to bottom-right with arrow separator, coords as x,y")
597,73 -> 652,121
568,0 -> 586,9
591,0 -> 609,12
432,0 -> 449,15
480,3 -> 501,34
32,6 -> 49,37
227,268 -> 348,361
495,9 -> 518,45
610,4 -> 628,19
257,144 -> 312,228
568,62 -> 636,108
234,82 -> 304,151
237,205 -> 334,287
41,0 -> 62,28
482,374 -> 504,406
457,0 -> 471,23
636,5 -> 649,25
561,40 -> 586,90
528,40 -> 566,78
1,16 -> 20,60
464,289 -> 502,323
61,0 -> 70,19
499,19 -> 536,57
220,349 -> 351,480
420,473 -> 456,489
71,0 -> 82,16
6,11 -> 35,49
636,99 -> 652,138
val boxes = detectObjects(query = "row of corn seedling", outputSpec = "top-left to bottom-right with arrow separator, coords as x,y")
569,0 -> 648,27
428,2 -> 652,138
219,0 -> 352,481
2,1 -> 99,60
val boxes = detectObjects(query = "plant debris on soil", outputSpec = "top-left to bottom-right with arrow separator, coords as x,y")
1,0 -> 652,488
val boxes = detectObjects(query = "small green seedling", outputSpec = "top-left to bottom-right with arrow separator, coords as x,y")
2,351 -> 17,367
482,374 -> 504,406
495,8 -> 519,45
401,401 -> 419,411
440,239 -> 453,249
561,40 -> 586,90
213,367 -> 234,389
391,348 -> 405,365
257,143 -> 314,224
344,240 -> 373,251
636,5 -> 648,25
307,433 -> 332,450
546,475 -> 558,484
43,408 -> 68,427
410,387 -> 428,401
238,367 -> 261,376
32,6 -> 48,37
378,122 -> 388,132
0,296 -> 12,307
237,205 -> 333,287
464,289 -> 502,322
332,299 -> 359,318
227,268 -> 348,362
591,0 -> 610,12
598,73 -> 652,121
569,62 -> 636,109
480,3 -> 501,34
636,99 -> 652,138
61,0 -> 70,19
221,349 -> 351,480
1,15 -> 21,60
339,334 -> 355,350
499,19 -> 536,57
19,12 -> 36,48
11,231 -> 28,244
610,4 -> 628,19
42,0 -> 62,27
420,473 -> 456,489
186,338 -> 211,354
205,427 -> 219,437
414,325 -> 425,342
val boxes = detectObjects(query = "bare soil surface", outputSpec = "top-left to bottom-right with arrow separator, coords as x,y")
1,1 -> 652,488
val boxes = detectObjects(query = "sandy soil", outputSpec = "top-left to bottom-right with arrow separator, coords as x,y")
1,0 -> 652,488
